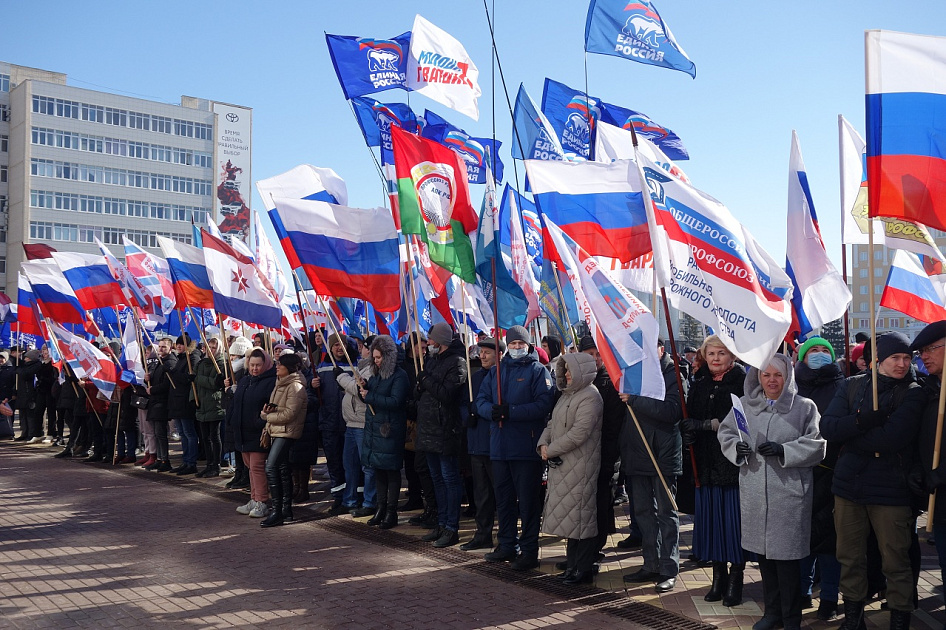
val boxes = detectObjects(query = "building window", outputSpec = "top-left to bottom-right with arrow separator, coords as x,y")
0,194 -> 6,214
874,250 -> 883,260
874,285 -> 883,294
859,269 -> 868,278
56,100 -> 80,119
859,302 -> 868,312
105,107 -> 127,126
858,319 -> 869,328
859,251 -> 868,262
0,135 -> 7,153
890,318 -> 901,328
874,268 -> 883,277
82,104 -> 104,122
0,104 -> 8,122
0,74 -> 9,92
859,286 -> 868,295
0,166 -> 6,183
153,116 -> 172,134
194,122 -> 213,140
33,96 -> 55,115
30,221 -> 53,241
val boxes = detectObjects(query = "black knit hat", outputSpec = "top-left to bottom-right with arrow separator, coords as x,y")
578,336 -> 597,352
875,331 -> 911,363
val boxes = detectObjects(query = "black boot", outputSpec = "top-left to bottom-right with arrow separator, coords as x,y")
282,496 -> 294,523
261,466 -> 284,527
838,599 -> 867,630
379,506 -> 398,530
260,500 -> 283,527
888,610 -> 911,630
705,562 -> 728,602
722,563 -> 744,607
227,467 -> 250,489
367,503 -> 387,526
280,466 -> 293,522
53,448 -> 73,459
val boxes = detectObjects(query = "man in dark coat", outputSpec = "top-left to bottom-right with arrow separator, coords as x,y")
145,338 -> 178,471
475,325 -> 555,571
620,339 -> 684,593
312,331 -> 354,513
167,334 -> 201,475
415,322 -> 468,548
821,331 -> 925,630
15,349 -> 44,441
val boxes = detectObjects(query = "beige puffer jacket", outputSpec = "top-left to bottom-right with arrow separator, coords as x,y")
261,371 -> 306,439
537,352 -> 603,540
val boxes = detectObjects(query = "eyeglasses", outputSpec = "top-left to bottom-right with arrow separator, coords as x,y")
918,343 -> 946,356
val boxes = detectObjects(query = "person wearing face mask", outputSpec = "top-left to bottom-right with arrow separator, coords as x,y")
821,332 -> 926,630
793,336 -> 845,621
718,354 -> 826,630
475,325 -> 555,571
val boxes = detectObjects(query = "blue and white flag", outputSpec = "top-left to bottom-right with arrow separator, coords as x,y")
584,0 -> 696,78
422,110 -> 503,184
512,83 -> 567,162
325,31 -> 412,99
350,97 -> 421,164
500,185 -> 542,324
120,306 -> 145,386
731,394 -> 750,438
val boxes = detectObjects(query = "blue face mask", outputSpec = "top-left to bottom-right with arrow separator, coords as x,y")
806,352 -> 833,370
508,347 -> 528,359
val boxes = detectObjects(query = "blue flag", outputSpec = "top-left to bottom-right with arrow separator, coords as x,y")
584,0 -> 696,78
325,32 -> 412,99
511,83 -> 567,162
542,78 -> 688,162
422,110 -> 504,184
350,97 -> 421,164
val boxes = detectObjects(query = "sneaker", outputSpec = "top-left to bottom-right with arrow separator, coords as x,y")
236,500 -> 257,515
249,502 -> 270,518
42,436 -> 54,444
815,600 -> 839,621
27,437 -> 44,444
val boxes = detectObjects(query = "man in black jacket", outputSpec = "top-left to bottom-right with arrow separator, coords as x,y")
620,339 -> 684,593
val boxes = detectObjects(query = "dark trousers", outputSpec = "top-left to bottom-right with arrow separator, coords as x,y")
375,468 -> 402,506
61,408 -> 76,450
567,537 -> 599,573
152,419 -> 170,460
493,459 -> 544,557
72,412 -> 90,454
198,420 -> 222,468
320,426 -> 345,498
630,474 -> 679,577
265,437 -> 295,501
403,449 -> 421,501
470,454 -> 496,538
757,554 -> 802,627
594,463 -> 617,553
414,449 -> 437,509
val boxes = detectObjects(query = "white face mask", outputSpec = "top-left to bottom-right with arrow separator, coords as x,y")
806,352 -> 833,370
428,346 -> 441,356
508,347 -> 528,359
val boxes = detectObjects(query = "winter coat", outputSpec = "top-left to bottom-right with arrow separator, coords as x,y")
718,354 -> 826,560
147,353 -> 178,423
34,361 -> 57,409
475,350 -> 555,461
593,365 -> 626,476
56,368 -> 79,411
466,367 -> 491,456
262,371 -> 306,440
795,360 -> 844,554
194,354 -> 226,423
221,360 -> 246,453
538,353 -> 603,540
338,359 -> 372,430
621,351 -> 685,477
290,365 -> 320,466
918,373 -> 946,525
15,359 -> 43,409
167,349 -> 200,420
106,386 -> 138,431
228,363 -> 277,453
687,363 -> 746,487
0,362 -> 15,403
316,357 -> 353,433
362,335 -> 410,471
415,337 -> 468,456
821,370 -> 924,506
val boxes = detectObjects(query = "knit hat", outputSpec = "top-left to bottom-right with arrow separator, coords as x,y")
428,322 -> 454,346
477,337 -> 506,354
228,336 -> 252,357
327,332 -> 348,349
505,325 -> 530,345
875,331 -> 911,363
175,334 -> 192,347
851,343 -> 865,367
24,349 -> 41,362
578,335 -> 597,352
797,336 -> 835,361
911,320 -> 946,352
536,347 -> 550,365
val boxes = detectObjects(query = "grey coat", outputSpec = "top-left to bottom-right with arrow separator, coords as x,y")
718,353 -> 826,561
337,358 -> 372,430
537,353 -> 603,540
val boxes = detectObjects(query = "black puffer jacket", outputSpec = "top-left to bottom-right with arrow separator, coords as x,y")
593,366 -> 626,474
821,371 -> 925,506
917,373 -> 946,525
686,363 -> 745,487
621,352 -> 685,477
228,366 -> 277,453
415,337 -> 468,456
795,362 -> 844,412
147,353 -> 178,423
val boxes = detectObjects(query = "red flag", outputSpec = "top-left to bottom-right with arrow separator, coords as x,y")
23,243 -> 57,260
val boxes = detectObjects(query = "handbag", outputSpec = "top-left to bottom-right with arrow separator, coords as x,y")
130,395 -> 150,410
260,430 -> 272,449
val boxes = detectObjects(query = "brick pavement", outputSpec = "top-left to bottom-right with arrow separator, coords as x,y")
2,440 -> 944,629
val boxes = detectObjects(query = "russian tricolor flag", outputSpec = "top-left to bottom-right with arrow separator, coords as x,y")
157,237 -> 215,309
880,249 -> 946,324
16,272 -> 43,336
123,236 -> 176,318
269,197 -> 402,313
20,260 -> 86,325
51,251 -> 128,312
866,30 -> 946,231
525,158 -> 651,263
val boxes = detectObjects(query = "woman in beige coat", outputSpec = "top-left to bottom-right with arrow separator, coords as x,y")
259,353 -> 307,528
538,352 -> 603,585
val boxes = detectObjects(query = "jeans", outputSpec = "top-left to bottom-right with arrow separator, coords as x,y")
630,474 -> 680,577
427,452 -> 462,531
120,429 -> 138,459
800,552 -> 841,603
493,459 -> 544,557
343,426 -> 376,508
176,418 -> 198,466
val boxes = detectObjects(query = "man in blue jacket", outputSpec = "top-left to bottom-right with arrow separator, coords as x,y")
475,325 -> 554,571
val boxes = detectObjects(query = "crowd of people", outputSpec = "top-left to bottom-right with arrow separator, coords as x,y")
4,319 -> 946,630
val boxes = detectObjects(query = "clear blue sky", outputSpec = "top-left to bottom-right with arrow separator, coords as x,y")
4,1 -> 946,273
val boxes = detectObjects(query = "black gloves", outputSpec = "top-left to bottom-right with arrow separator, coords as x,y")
491,403 -> 509,423
682,429 -> 696,447
680,417 -> 701,433
756,441 -> 784,458
927,467 -> 946,494
857,407 -> 888,431
415,374 -> 427,396
467,410 -> 479,428
332,366 -> 344,379
735,441 -> 753,457
184,372 -> 197,383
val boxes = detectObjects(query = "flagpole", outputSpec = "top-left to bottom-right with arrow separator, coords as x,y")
175,309 -> 199,407
841,244 -> 852,375
46,321 -> 105,431
400,265 -> 422,378
318,294 -> 373,414
550,262 -> 579,348
867,219 -> 879,409
111,307 -> 124,465
215,312 -> 235,380
661,288 -> 700,489
291,272 -> 316,373
460,281 -> 474,403
405,237 -> 426,371
187,305 -> 221,375
490,258 -> 502,406
626,402 -> 678,512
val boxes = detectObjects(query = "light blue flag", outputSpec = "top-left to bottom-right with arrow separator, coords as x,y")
511,84 -> 567,161
584,0 -> 696,78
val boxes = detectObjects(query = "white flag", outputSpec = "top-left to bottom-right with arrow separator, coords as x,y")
406,15 -> 482,120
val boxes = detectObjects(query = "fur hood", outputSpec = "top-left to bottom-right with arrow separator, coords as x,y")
744,353 -> 797,414
555,353 -> 597,393
369,334 -> 398,380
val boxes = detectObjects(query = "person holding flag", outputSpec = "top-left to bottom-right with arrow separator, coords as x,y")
145,338 -> 178,473
193,336 -> 227,478
718,354 -> 826,630
168,334 -> 201,476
